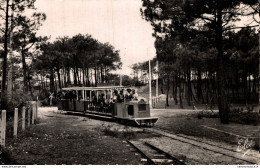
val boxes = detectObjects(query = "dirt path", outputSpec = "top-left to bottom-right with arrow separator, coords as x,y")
4,107 -> 143,165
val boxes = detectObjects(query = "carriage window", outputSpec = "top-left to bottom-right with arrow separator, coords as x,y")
128,105 -> 134,115
138,104 -> 146,111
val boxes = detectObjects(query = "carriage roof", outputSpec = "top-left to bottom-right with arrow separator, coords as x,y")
61,86 -> 128,91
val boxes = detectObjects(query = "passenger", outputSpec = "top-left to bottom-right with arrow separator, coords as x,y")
71,91 -> 77,100
62,91 -> 66,99
97,94 -> 103,110
92,94 -> 97,106
99,95 -> 104,112
132,89 -> 138,101
64,91 -> 69,99
104,98 -> 109,106
78,93 -> 82,100
117,90 -> 124,103
125,89 -> 133,101
98,94 -> 104,102
112,91 -> 118,103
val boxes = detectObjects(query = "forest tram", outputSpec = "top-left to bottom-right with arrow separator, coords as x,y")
57,86 -> 158,126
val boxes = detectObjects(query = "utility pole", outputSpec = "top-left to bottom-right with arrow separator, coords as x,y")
149,58 -> 152,109
120,73 -> 122,86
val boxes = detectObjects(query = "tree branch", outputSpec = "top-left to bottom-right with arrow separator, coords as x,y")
0,14 -> 5,20
224,25 -> 259,31
252,13 -> 260,24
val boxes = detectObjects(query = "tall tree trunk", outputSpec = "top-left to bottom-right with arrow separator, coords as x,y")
172,75 -> 175,102
77,67 -> 80,85
161,79 -> 164,94
206,73 -> 209,104
73,54 -> 77,85
197,66 -> 203,102
94,54 -> 97,86
28,74 -> 32,95
94,66 -> 97,86
40,75 -> 45,98
216,5 -> 229,123
21,47 -> 28,92
178,73 -> 183,108
90,69 -> 94,86
253,74 -> 256,93
166,75 -> 169,106
243,66 -> 248,105
101,66 -> 104,83
174,74 -> 178,105
73,66 -> 77,85
187,66 -> 192,106
82,67 -> 86,86
63,68 -> 67,87
66,67 -> 71,86
54,73 -> 57,95
50,70 -> 55,93
235,64 -> 240,100
56,60 -> 62,90
86,67 -> 90,86
1,0 -> 10,109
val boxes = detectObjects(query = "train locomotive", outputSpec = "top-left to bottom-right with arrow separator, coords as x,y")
57,86 -> 159,126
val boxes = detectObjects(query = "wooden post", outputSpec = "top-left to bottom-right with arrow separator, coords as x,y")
13,108 -> 18,138
22,106 -> 25,131
32,105 -> 35,125
1,110 -> 6,147
36,98 -> 38,119
28,107 -> 31,126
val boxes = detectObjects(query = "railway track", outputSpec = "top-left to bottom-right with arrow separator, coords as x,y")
154,126 -> 247,153
127,140 -> 185,165
144,127 -> 260,164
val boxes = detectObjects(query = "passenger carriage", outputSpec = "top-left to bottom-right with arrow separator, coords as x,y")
57,86 -> 158,126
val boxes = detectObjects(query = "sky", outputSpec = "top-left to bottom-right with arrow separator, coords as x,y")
34,0 -> 156,75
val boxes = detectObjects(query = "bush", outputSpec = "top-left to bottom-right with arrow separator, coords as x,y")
135,81 -> 146,87
102,125 -> 119,137
101,124 -> 136,139
0,91 -> 34,120
197,110 -> 219,119
229,108 -> 260,125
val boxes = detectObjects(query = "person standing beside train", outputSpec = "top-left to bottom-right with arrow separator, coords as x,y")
49,92 -> 54,106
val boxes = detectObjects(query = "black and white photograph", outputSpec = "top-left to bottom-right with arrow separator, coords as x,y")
0,0 -> 259,166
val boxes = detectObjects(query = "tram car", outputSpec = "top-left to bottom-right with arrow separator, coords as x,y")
57,86 -> 158,126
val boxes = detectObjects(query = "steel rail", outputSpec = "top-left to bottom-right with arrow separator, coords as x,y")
127,140 -> 155,165
146,127 -> 256,164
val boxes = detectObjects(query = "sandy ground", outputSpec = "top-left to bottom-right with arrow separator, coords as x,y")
2,106 -> 260,165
